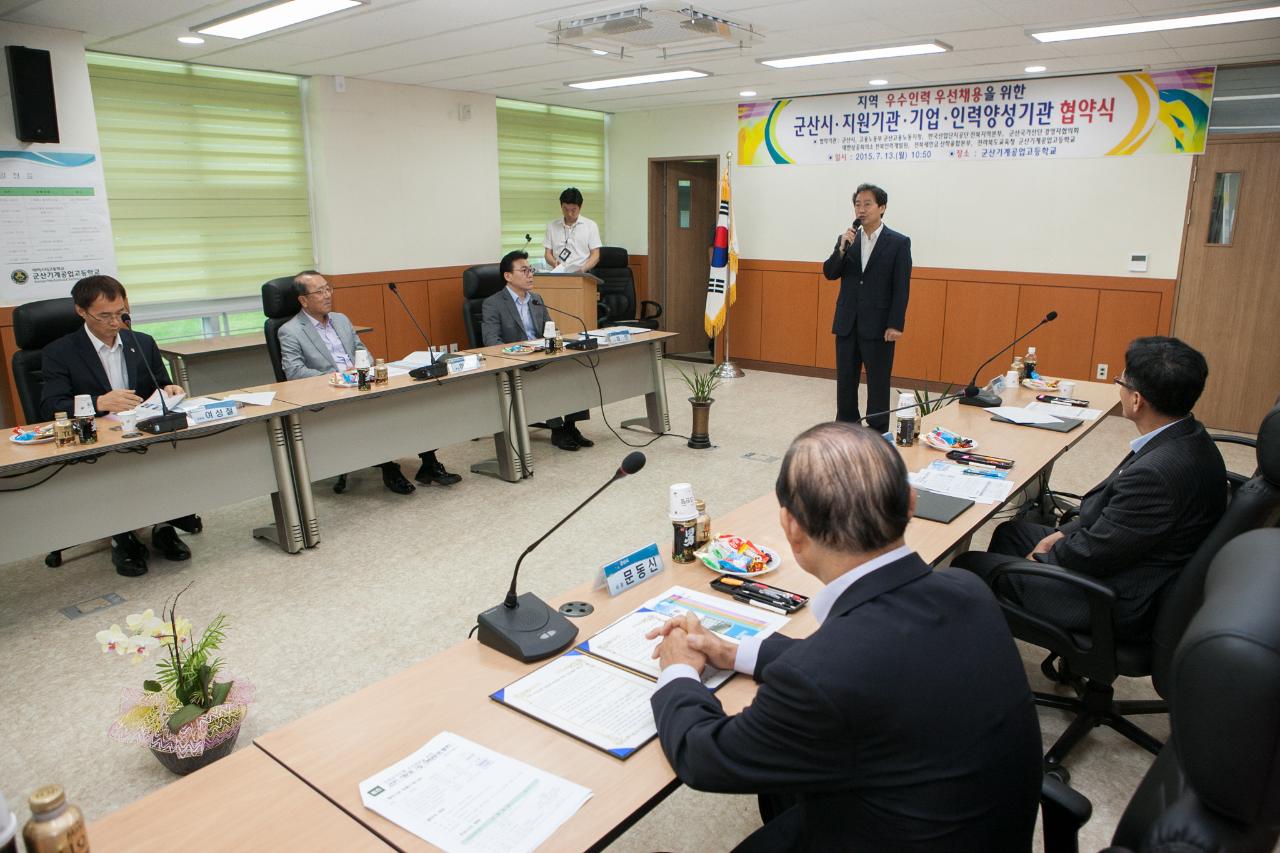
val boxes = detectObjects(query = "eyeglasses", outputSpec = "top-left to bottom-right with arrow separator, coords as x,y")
90,311 -> 128,324
304,285 -> 333,296
511,267 -> 535,276
1114,376 -> 1136,392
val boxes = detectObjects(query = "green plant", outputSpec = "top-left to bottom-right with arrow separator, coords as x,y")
675,364 -> 722,402
913,384 -> 956,416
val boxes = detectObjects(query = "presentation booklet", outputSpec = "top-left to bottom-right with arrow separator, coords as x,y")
491,586 -> 790,759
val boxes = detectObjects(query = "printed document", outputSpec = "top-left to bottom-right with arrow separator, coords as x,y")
1026,401 -> 1102,421
359,731 -> 591,853
578,608 -> 732,685
988,406 -> 1063,425
910,461 -> 1016,504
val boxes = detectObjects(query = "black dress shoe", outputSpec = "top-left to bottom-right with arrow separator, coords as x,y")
112,531 -> 150,563
170,514 -> 203,535
569,427 -> 594,448
550,427 -> 580,451
111,544 -> 148,577
415,461 -> 462,486
381,465 -> 416,495
152,525 -> 191,561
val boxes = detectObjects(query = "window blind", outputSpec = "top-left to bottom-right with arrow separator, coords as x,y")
86,52 -> 314,305
496,99 -> 607,254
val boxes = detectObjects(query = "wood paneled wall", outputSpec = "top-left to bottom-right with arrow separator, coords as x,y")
325,265 -> 472,362
709,259 -> 1175,386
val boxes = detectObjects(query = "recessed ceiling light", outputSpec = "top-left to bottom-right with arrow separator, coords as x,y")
1025,65 -> 1047,73
869,79 -> 888,86
740,90 -> 758,97
761,41 -> 949,69
1031,4 -> 1280,42
196,0 -> 364,40
591,49 -> 609,56
568,69 -> 708,90
177,36 -> 205,45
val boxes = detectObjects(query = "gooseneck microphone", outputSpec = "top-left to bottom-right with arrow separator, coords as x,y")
386,282 -> 452,380
857,386 -> 979,428
120,314 -> 187,434
531,295 -> 598,351
959,311 -> 1058,409
477,451 -> 646,662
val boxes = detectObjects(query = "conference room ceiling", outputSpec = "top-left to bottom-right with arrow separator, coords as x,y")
3,0 -> 1280,112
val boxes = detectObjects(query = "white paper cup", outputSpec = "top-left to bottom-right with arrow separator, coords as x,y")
669,483 -> 697,521
119,411 -> 140,435
1004,370 -> 1020,387
1059,381 -> 1076,397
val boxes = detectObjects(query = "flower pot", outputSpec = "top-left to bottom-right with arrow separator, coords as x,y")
150,720 -> 241,776
688,397 -> 713,449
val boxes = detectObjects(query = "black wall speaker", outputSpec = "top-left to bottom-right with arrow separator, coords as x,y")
6,45 -> 60,143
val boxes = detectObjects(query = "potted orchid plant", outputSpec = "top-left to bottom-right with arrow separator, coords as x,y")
95,587 -> 253,775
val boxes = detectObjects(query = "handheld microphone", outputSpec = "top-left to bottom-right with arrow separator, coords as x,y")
386,282 -> 452,379
531,296 -> 598,351
841,217 -> 863,254
120,314 -> 187,434
477,451 -> 646,662
857,387 -> 979,428
959,311 -> 1059,408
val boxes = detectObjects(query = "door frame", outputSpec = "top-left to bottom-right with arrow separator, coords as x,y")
647,154 -> 722,333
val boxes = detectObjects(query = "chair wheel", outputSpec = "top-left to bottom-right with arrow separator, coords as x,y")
45,550 -> 62,568
333,474 -> 348,494
1045,764 -> 1070,785
1040,653 -> 1072,685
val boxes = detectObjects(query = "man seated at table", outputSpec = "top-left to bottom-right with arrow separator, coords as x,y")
278,270 -> 460,493
481,250 -> 592,452
40,275 -> 197,577
960,336 -> 1226,642
646,422 -> 1042,852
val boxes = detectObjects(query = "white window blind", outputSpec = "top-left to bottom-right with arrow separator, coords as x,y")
496,99 -> 606,254
86,52 -> 314,305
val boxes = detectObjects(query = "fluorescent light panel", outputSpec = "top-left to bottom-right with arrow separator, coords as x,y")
197,0 -> 364,40
1032,4 -> 1280,42
569,69 -> 707,90
762,41 -> 948,69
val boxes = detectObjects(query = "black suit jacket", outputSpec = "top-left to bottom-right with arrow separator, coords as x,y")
1045,416 -> 1227,635
481,287 -> 550,346
650,553 -> 1042,853
822,225 -> 912,339
39,327 -> 173,420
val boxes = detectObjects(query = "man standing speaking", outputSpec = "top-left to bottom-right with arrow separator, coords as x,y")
822,183 -> 912,432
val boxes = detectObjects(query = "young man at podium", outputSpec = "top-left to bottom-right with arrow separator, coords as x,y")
543,187 -> 601,274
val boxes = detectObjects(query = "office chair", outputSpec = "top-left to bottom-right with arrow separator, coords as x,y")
261,276 -> 349,494
461,263 -> 505,348
1041,529 -> 1280,853
12,297 -> 204,567
954,403 -> 1280,781
594,247 -> 662,330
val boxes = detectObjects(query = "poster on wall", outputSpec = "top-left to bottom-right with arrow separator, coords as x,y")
738,66 -> 1215,166
0,150 -> 117,302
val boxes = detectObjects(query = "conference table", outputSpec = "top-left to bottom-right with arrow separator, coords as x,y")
250,379 -> 1118,851
0,397 -> 308,563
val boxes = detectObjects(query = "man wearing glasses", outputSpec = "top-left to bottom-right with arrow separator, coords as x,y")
278,270 -> 460,493
482,250 -> 592,452
39,275 -> 198,576
962,336 -> 1227,641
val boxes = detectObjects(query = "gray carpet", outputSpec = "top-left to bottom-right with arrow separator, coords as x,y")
0,362 -> 1258,851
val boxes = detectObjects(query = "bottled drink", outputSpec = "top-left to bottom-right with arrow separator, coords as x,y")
893,392 -> 917,447
374,358 -> 389,385
1011,355 -> 1024,381
1024,346 -> 1039,380
22,785 -> 88,853
52,412 -> 75,448
694,499 -> 711,548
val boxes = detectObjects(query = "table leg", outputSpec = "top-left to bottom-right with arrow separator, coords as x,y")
471,369 -> 528,482
252,415 -> 305,553
638,340 -> 671,434
284,412 -> 320,547
170,354 -> 191,395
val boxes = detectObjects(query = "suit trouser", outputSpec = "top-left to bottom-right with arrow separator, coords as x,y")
959,520 -> 1092,632
835,333 -> 895,432
547,411 -> 588,429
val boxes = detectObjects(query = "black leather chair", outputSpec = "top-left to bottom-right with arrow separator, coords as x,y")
261,276 -> 302,384
1042,528 -> 1280,853
12,297 -> 83,426
955,403 -> 1280,780
461,263 -> 505,348
594,246 -> 661,329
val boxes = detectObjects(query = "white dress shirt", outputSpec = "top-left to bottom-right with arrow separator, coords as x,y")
85,326 -> 128,391
655,543 -> 915,690
506,286 -> 539,340
860,222 -> 884,273
543,215 -> 602,272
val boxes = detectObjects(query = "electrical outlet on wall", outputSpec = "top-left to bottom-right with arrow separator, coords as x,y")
1096,363 -> 1109,380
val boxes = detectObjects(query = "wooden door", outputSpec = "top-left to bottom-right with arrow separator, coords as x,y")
659,160 -> 717,356
1175,134 -> 1280,432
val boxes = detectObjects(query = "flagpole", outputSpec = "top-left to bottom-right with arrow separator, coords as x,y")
713,150 -> 745,380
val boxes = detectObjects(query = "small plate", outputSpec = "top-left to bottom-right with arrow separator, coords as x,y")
695,544 -> 782,576
10,432 -> 54,445
1022,377 -> 1060,391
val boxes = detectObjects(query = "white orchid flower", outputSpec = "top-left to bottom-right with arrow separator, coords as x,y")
126,609 -> 166,638
95,624 -> 129,655
126,634 -> 159,664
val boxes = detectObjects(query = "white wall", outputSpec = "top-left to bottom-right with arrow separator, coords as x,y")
607,103 -> 1193,279
305,76 -> 501,273
0,22 -> 100,151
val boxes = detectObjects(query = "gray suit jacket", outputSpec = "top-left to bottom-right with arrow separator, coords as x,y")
278,311 -> 366,379
481,287 -> 548,346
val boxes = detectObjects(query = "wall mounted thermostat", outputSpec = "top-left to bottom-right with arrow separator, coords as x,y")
1128,253 -> 1149,273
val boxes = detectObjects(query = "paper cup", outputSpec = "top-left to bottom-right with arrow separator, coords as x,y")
669,483 -> 697,521
119,411 -> 140,436
1059,381 -> 1076,397
1004,370 -> 1020,387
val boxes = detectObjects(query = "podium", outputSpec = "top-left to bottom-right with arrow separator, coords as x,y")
533,272 -> 599,334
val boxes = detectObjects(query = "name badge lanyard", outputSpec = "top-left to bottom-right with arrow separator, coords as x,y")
559,220 -> 578,263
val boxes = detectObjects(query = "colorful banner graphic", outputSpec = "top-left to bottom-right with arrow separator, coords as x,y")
738,67 -> 1215,166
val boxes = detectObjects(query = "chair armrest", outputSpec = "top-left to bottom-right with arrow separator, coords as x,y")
1209,434 -> 1256,449
982,558 -> 1119,665
640,300 -> 663,320
1041,774 -> 1092,853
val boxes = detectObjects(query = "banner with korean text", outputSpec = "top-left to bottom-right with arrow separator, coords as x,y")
738,67 -> 1215,166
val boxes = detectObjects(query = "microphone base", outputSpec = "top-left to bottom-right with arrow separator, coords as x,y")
408,361 -> 450,380
138,411 -> 188,434
476,591 -> 579,663
959,391 -> 1003,408
565,336 -> 598,351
